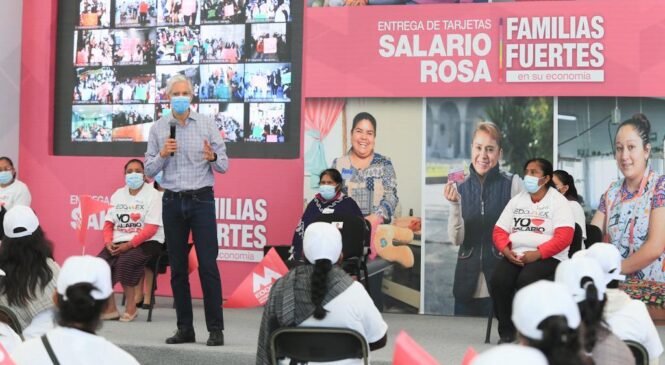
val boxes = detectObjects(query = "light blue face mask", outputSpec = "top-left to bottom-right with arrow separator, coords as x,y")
171,96 -> 190,115
319,185 -> 337,200
125,172 -> 145,190
523,175 -> 544,194
0,171 -> 12,185
154,171 -> 163,185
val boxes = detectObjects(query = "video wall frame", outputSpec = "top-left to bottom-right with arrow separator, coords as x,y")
54,0 -> 302,158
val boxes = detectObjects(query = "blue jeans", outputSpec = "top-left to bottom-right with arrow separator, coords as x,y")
163,188 -> 224,332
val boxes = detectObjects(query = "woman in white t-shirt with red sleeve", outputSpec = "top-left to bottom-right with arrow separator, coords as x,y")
98,159 -> 164,322
0,157 -> 32,239
489,158 -> 575,344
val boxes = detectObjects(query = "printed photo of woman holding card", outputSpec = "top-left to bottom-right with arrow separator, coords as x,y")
423,97 -> 553,316
443,122 -> 524,316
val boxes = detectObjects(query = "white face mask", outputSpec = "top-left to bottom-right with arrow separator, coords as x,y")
0,171 -> 13,185
319,185 -> 336,200
125,172 -> 144,190
524,175 -> 544,194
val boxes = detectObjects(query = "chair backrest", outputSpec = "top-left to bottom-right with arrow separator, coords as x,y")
568,223 -> 583,258
624,340 -> 649,365
0,305 -> 23,339
314,213 -> 370,259
585,224 -> 603,249
0,205 -> 6,239
270,327 -> 368,365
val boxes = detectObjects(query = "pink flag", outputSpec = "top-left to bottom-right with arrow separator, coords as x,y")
461,346 -> 478,365
77,195 -> 112,247
0,342 -> 16,365
224,248 -> 288,308
393,331 -> 441,365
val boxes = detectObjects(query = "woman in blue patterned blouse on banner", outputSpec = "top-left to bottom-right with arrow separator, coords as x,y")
332,112 -> 399,228
332,112 -> 400,265
590,113 -> 665,284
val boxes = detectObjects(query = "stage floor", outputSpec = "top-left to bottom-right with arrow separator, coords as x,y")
99,297 -> 665,365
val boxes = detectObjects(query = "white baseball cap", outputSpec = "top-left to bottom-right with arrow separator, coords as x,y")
573,243 -> 626,285
512,280 -> 581,341
3,205 -> 40,238
471,344 -> 547,365
57,256 -> 113,300
555,257 -> 606,303
303,222 -> 342,263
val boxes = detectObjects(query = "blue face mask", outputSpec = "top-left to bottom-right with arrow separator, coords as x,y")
319,185 -> 337,200
171,96 -> 190,115
126,172 -> 144,190
0,171 -> 12,185
523,175 -> 544,194
154,171 -> 163,185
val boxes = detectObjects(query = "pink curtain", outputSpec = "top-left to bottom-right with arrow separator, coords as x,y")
304,98 -> 346,140
304,99 -> 346,187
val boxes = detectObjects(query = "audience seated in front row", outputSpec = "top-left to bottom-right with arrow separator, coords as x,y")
0,206 -> 59,339
257,222 -> 388,365
555,256 -> 633,364
472,343 -> 548,365
576,243 -> 663,365
11,255 -> 139,364
511,280 -> 590,365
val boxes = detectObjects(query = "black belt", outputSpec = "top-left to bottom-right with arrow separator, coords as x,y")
164,186 -> 213,199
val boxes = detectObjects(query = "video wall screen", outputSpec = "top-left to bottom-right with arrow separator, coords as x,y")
55,0 -> 301,158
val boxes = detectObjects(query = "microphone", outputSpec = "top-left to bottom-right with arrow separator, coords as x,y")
169,120 -> 176,156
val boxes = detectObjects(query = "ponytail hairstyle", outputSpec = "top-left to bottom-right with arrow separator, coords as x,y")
525,315 -> 590,365
617,113 -> 651,152
310,259 -> 333,320
56,283 -> 107,334
578,277 -> 607,354
553,170 -> 581,203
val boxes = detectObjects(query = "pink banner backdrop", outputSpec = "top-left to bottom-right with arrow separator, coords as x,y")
19,0 -> 303,298
304,0 -> 665,97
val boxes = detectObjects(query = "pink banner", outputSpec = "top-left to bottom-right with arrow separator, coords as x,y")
20,0 -> 303,298
304,0 -> 665,97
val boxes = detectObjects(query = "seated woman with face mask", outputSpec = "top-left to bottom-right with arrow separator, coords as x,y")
291,169 -> 363,262
490,158 -> 575,344
97,159 -> 164,322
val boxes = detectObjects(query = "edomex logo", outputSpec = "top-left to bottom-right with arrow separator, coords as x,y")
252,267 -> 283,303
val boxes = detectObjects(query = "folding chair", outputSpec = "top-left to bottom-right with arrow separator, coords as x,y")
314,214 -> 371,292
568,223 -> 584,258
484,307 -> 493,344
585,224 -> 603,249
624,340 -> 649,365
146,246 -> 170,322
270,327 -> 368,365
121,244 -> 170,322
0,305 -> 23,340
0,206 -> 6,239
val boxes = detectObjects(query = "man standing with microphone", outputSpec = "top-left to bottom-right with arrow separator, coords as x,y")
145,74 -> 227,346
